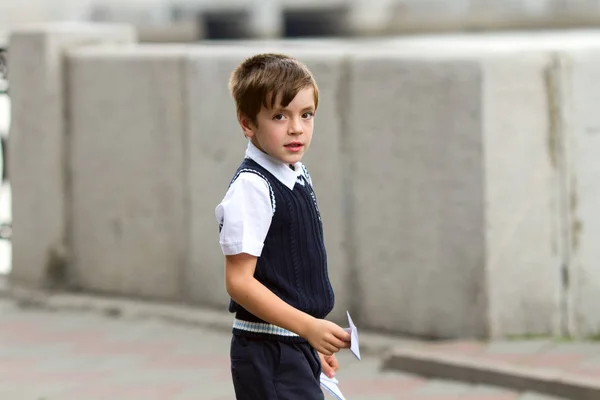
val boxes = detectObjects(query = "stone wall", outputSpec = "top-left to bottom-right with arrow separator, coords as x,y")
8,23 -> 600,339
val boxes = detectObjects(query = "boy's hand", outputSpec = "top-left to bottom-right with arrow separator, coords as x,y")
304,318 -> 351,356
318,352 -> 339,378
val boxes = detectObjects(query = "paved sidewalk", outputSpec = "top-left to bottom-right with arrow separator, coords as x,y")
0,298 -> 562,400
384,339 -> 600,399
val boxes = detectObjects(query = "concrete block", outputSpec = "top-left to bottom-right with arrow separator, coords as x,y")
347,51 -> 487,338
373,32 -> 600,338
374,32 -> 600,338
376,30 -> 600,54
184,46 -> 350,322
386,31 -> 600,338
561,50 -> 600,338
185,47 -> 248,311
347,49 -> 561,338
67,46 -> 188,300
8,23 -> 135,288
481,52 -> 563,338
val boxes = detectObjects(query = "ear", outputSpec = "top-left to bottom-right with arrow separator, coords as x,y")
238,114 -> 255,139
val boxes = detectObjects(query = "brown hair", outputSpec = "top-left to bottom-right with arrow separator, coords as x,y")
229,53 -> 319,126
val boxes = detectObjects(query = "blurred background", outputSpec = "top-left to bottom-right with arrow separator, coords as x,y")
2,0 -> 600,331
2,2 -> 600,399
0,0 -> 600,336
0,44 -> 10,276
3,1 -> 600,276
4,0 -> 600,44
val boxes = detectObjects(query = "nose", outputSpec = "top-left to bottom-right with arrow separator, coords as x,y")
288,117 -> 303,136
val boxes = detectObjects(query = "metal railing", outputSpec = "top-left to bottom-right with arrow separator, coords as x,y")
0,48 -> 11,242
0,48 -> 7,94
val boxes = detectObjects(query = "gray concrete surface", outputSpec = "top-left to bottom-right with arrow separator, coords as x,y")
8,24 -> 135,289
347,51 -> 488,339
384,339 -> 600,400
344,47 -> 562,339
68,45 -> 189,300
0,293 -> 570,400
380,32 -> 600,337
185,46 -> 271,311
480,51 -> 562,338
8,24 -> 600,340
561,50 -> 600,338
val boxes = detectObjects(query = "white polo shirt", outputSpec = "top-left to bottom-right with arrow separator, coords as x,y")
215,141 -> 313,257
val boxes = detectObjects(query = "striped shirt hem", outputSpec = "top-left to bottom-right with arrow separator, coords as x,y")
233,318 -> 300,337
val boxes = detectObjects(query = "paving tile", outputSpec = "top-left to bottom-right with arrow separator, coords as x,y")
340,375 -> 427,396
402,396 -> 461,400
466,385 -> 521,396
459,389 -> 520,400
458,396 -> 519,400
411,379 -> 472,395
483,341 -> 554,355
565,366 -> 600,379
573,353 -> 600,368
0,298 -> 573,400
428,340 -> 487,355
518,353 -> 584,369
544,342 -> 600,355
518,392 -> 566,400
474,353 -> 530,364
59,382 -> 189,400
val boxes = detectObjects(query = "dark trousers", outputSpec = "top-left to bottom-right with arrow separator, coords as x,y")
230,335 -> 324,400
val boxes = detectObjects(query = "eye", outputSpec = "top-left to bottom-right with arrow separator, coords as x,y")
303,111 -> 315,119
272,114 -> 286,121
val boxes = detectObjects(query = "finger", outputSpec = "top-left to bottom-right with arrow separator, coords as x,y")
327,336 -> 349,350
325,343 -> 340,354
328,356 -> 339,372
320,341 -> 337,355
321,360 -> 335,378
332,327 -> 352,343
318,352 -> 326,364
319,346 -> 333,356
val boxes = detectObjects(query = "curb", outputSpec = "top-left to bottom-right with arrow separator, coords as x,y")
3,283 -> 421,357
8,285 -> 236,332
383,347 -> 600,400
6,281 -> 597,398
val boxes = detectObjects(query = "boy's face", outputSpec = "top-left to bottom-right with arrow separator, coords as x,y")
241,87 -> 315,165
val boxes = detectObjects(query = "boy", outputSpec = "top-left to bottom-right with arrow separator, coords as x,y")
215,53 -> 351,399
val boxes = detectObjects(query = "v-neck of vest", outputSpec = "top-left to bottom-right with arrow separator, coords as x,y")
245,158 -> 302,192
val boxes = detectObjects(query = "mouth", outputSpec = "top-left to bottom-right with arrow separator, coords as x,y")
284,142 -> 304,152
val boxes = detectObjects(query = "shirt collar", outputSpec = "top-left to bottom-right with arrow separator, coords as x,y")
245,141 -> 303,190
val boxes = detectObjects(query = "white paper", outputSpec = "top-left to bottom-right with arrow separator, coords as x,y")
346,311 -> 361,360
320,372 -> 346,400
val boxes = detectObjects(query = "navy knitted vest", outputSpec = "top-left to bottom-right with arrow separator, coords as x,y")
226,158 -> 335,342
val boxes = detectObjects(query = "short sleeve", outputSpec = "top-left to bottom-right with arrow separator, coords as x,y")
215,172 -> 273,257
